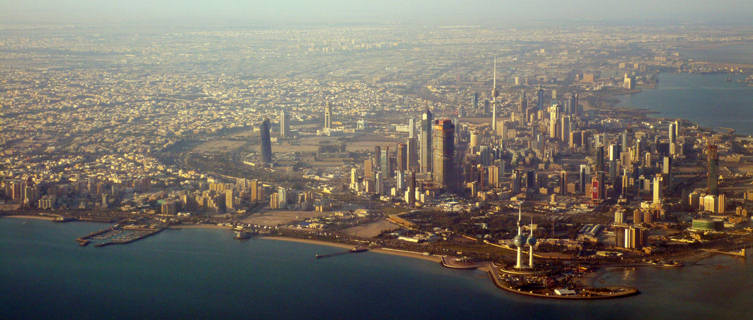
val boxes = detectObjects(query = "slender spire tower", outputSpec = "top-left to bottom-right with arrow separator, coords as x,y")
491,58 -> 498,131
513,202 -> 525,269
528,216 -> 537,268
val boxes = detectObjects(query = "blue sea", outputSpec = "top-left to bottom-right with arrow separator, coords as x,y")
618,72 -> 753,135
1,219 -> 752,319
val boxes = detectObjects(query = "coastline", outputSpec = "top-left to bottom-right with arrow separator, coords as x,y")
3,215 -> 56,221
168,224 -> 232,230
259,235 -> 443,263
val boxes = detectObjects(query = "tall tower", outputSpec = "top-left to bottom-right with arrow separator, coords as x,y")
518,91 -> 527,114
536,85 -> 544,111
491,57 -> 498,100
408,118 -> 415,139
420,109 -> 433,173
432,119 -> 456,192
708,144 -> 719,195
527,217 -> 537,268
548,104 -> 560,139
513,203 -> 525,269
407,171 -> 416,207
324,103 -> 332,130
280,109 -> 289,138
259,118 -> 272,164
491,58 -> 498,131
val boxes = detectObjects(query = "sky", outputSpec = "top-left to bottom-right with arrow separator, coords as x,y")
1,0 -> 752,26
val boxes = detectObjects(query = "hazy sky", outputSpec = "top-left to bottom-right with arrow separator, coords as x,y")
2,0 -> 752,26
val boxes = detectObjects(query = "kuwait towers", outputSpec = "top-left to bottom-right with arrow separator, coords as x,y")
512,202 -> 536,269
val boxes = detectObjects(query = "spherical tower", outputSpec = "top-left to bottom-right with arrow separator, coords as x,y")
527,234 -> 537,269
514,202 -> 525,269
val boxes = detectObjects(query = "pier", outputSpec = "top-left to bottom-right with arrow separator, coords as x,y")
701,248 -> 747,257
315,246 -> 368,259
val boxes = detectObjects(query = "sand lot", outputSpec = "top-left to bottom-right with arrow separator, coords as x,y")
343,219 -> 399,238
241,210 -> 329,226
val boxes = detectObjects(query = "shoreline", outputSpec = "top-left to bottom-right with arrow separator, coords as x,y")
259,236 -> 443,263
3,215 -> 56,221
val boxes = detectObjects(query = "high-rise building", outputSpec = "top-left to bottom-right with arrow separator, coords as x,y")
536,86 -> 545,110
653,174 -> 663,205
662,156 -> 672,188
488,165 -> 501,188
406,137 -> 418,171
250,180 -> 263,202
407,171 -> 416,207
408,118 -> 415,139
518,91 -> 527,114
279,109 -> 289,138
472,93 -> 479,112
432,119 -> 456,192
559,170 -> 567,195
259,118 -> 272,164
579,165 -> 588,194
420,109 -> 433,173
570,93 -> 579,115
380,147 -> 391,177
363,159 -> 374,180
225,189 -> 234,210
614,210 -> 626,224
396,143 -> 407,173
324,102 -> 332,130
708,144 -> 719,195
548,104 -> 560,139
608,144 -> 621,162
492,102 -> 497,131
560,115 -> 571,143
595,146 -> 605,172
277,187 -> 287,209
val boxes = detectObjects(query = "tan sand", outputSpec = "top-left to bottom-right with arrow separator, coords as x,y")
169,224 -> 232,230
342,219 -> 399,238
4,215 -> 56,221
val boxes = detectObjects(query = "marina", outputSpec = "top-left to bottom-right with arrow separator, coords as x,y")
76,223 -> 164,248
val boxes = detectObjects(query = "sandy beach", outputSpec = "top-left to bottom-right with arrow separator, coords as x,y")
169,224 -> 232,230
260,236 -> 443,263
3,215 -> 56,221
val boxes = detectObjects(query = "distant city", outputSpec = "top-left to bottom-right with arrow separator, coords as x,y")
3,23 -> 753,299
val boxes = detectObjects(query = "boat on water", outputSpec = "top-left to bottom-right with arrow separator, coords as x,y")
234,230 -> 253,240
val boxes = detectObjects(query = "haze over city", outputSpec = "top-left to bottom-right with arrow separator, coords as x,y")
2,1 -> 753,319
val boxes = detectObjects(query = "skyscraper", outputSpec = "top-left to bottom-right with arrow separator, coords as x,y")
406,137 -> 418,171
324,102 -> 332,130
662,156 -> 672,188
407,171 -> 416,207
492,101 -> 497,131
408,118 -> 415,138
536,85 -> 544,110
397,143 -> 407,172
279,109 -> 289,138
579,165 -> 588,194
432,119 -> 456,192
548,104 -> 560,139
518,91 -> 527,114
420,109 -> 433,173
259,118 -> 272,164
669,122 -> 677,156
491,58 -> 497,131
708,144 -> 719,195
